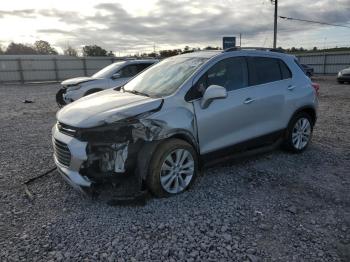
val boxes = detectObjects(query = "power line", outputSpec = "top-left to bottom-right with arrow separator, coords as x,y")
279,16 -> 350,29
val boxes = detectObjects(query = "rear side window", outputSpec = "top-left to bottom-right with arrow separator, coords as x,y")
248,57 -> 282,85
279,60 -> 292,79
294,59 -> 306,73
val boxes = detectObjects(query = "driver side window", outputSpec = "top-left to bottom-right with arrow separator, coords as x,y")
186,57 -> 248,101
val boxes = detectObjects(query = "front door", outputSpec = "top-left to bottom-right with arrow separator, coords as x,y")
192,57 -> 261,154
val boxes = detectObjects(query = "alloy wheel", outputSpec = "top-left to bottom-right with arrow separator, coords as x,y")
160,149 -> 194,194
292,117 -> 311,150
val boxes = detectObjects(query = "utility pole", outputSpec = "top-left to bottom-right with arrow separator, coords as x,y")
272,0 -> 278,48
239,33 -> 242,47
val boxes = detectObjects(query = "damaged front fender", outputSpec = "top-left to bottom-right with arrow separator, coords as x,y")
69,101 -> 198,186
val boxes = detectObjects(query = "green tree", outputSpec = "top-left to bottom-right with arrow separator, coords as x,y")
159,49 -> 181,58
6,42 -> 37,54
82,45 -> 108,56
63,45 -> 78,56
204,46 -> 220,50
34,40 -> 58,55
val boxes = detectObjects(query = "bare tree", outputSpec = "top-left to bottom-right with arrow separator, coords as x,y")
63,45 -> 78,56
107,51 -> 115,57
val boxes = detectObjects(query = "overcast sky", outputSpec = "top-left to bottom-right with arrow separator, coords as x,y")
0,0 -> 349,55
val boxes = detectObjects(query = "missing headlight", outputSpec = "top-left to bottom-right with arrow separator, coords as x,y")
99,142 -> 129,173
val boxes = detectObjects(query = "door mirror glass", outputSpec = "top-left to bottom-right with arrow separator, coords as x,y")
111,72 -> 121,79
200,85 -> 227,109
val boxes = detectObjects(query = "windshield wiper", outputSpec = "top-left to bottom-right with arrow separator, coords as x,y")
125,90 -> 150,97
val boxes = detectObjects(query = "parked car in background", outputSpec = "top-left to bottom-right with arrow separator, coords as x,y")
301,64 -> 314,77
56,59 -> 158,107
337,67 -> 350,84
52,48 -> 318,197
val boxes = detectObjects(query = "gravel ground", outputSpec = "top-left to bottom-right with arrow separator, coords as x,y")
0,78 -> 349,261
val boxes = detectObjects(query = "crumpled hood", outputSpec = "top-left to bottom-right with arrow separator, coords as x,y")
57,89 -> 162,128
61,77 -> 96,86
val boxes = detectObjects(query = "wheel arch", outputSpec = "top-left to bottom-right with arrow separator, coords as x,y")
136,130 -> 199,181
289,106 -> 317,127
167,131 -> 199,154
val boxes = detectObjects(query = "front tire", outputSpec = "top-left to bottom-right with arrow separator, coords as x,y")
146,139 -> 198,197
284,113 -> 313,153
56,88 -> 67,108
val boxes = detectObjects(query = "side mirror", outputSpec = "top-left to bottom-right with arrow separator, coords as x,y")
200,85 -> 227,109
112,72 -> 121,79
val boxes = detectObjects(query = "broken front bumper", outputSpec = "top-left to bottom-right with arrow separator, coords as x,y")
52,124 -> 91,188
56,88 -> 68,107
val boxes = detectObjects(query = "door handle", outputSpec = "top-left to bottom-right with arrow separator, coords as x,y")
287,85 -> 296,90
244,98 -> 255,104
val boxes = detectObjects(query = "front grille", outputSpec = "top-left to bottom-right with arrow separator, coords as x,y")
57,122 -> 77,137
54,139 -> 71,167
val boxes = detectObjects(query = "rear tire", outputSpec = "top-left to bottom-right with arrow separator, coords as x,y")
146,139 -> 198,197
283,112 -> 313,153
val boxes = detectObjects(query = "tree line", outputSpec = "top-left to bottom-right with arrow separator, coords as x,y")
0,41 -> 115,57
1,40 -> 349,57
0,41 -> 221,57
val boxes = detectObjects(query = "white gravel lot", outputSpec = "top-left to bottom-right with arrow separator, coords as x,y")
0,78 -> 349,261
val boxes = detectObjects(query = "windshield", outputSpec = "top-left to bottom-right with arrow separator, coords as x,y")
123,56 -> 208,97
92,62 -> 124,78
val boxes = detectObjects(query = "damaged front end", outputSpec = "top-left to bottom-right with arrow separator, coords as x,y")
53,106 -> 166,192
56,87 -> 67,107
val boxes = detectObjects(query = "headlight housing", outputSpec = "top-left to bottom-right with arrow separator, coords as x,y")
338,71 -> 342,77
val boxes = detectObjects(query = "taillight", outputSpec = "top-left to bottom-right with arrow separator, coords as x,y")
312,82 -> 320,96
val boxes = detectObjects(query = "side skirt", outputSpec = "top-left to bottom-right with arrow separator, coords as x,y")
200,129 -> 285,167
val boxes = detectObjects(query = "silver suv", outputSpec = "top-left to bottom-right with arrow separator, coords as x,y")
52,48 -> 318,197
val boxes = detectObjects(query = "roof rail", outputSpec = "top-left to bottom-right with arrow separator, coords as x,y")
223,47 -> 285,53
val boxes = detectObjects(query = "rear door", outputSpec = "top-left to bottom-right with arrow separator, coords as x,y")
246,56 -> 292,135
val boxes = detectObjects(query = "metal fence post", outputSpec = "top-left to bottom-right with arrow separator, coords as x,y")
17,58 -> 24,83
323,53 -> 327,75
82,58 -> 87,76
53,57 -> 59,81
